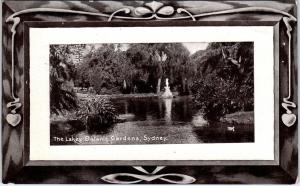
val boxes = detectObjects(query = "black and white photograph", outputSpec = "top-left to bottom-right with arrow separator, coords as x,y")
3,0 -> 298,183
50,42 -> 254,145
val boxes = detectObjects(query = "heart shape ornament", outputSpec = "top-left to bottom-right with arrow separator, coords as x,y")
6,113 -> 21,127
282,113 -> 296,127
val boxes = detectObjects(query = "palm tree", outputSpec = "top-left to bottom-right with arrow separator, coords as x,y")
153,50 -> 167,94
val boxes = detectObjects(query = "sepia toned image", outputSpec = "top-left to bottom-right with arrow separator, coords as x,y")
50,42 -> 254,145
3,0 -> 298,183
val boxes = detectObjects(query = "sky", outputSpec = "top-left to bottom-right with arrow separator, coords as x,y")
71,42 -> 209,64
182,42 -> 209,54
88,42 -> 209,55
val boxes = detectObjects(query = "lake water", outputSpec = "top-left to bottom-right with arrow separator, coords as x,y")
51,96 -> 254,145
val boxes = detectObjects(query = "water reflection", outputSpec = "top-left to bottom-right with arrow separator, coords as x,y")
102,96 -> 253,144
163,98 -> 172,123
111,96 -> 195,122
51,96 -> 254,145
193,122 -> 254,143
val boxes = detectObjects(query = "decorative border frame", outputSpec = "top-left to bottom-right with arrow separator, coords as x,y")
2,1 -> 298,184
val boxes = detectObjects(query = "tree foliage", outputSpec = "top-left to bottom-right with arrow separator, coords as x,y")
65,42 -> 254,120
75,44 -> 133,94
76,43 -> 192,94
191,42 -> 254,120
50,45 -> 78,114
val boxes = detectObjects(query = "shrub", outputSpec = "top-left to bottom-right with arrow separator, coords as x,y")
76,97 -> 118,132
191,72 -> 253,121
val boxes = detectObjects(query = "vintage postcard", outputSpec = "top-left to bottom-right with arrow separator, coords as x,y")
3,0 -> 297,184
29,26 -> 274,161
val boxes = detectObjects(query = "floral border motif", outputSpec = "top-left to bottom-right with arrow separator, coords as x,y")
4,1 -> 297,183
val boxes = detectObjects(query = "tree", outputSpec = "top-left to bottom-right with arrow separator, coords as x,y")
126,43 -> 190,94
191,42 -> 254,120
154,50 -> 167,94
76,44 -> 133,94
50,45 -> 78,114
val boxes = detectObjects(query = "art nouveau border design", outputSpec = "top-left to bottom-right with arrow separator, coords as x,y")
101,166 -> 196,184
2,1 -> 298,184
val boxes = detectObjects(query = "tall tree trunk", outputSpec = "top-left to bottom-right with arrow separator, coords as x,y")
157,77 -> 161,94
187,79 -> 191,95
182,78 -> 186,95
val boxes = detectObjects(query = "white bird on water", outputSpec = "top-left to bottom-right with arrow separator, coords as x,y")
227,126 -> 235,132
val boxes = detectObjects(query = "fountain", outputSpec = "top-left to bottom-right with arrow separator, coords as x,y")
161,78 -> 173,99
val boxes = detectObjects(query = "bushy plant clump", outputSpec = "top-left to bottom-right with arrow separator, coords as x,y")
192,72 -> 253,121
76,97 -> 118,131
